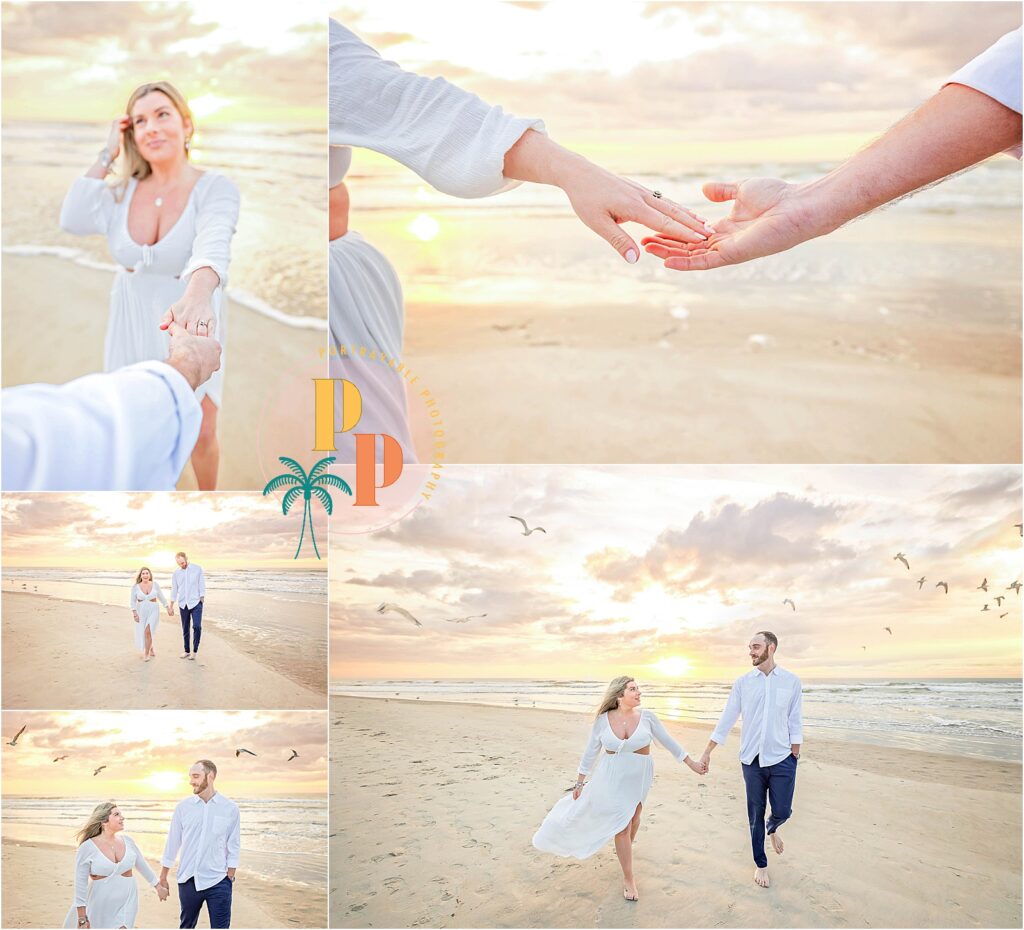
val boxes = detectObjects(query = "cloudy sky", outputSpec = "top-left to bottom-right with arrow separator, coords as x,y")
2,1 -> 325,123
1,711 -> 326,797
336,1 -> 1021,168
331,465 -> 1022,680
1,494 -> 327,571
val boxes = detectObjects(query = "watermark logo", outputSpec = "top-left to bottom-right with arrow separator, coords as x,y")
262,456 -> 351,559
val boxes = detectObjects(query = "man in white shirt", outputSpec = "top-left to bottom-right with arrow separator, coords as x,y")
2,323 -> 220,491
169,552 -> 206,660
158,759 -> 240,929
701,631 -> 803,889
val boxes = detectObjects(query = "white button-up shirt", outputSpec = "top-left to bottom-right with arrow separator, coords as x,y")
2,361 -> 201,491
710,665 -> 803,767
945,27 -> 1022,158
171,563 -> 206,609
161,792 -> 240,891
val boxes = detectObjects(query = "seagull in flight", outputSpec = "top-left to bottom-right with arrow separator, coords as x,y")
235,748 -> 258,758
287,750 -> 299,762
894,552 -> 910,570
916,576 -> 926,589
6,725 -> 26,746
981,604 -> 990,612
994,596 -> 1005,607
978,578 -> 988,592
1009,581 -> 1022,595
782,599 -> 796,612
884,627 -> 893,635
52,755 -> 69,763
509,516 -> 546,536
444,614 -> 488,623
1015,523 -> 1022,537
1000,612 -> 1009,619
935,581 -> 948,594
377,603 -> 422,627
93,766 -> 107,776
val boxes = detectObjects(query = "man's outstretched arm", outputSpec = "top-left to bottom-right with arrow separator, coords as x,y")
645,31 -> 1023,271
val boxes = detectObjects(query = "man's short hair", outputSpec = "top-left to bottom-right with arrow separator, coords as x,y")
757,631 -> 779,650
176,551 -> 188,560
194,759 -> 217,777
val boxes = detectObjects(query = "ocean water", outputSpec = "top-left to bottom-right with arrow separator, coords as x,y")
346,158 -> 1022,328
1,120 -> 326,327
1,795 -> 327,889
331,677 -> 1023,762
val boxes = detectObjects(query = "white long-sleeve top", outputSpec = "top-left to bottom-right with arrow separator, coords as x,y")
329,19 -> 545,198
170,563 -> 205,609
59,172 -> 240,287
578,709 -> 689,776
131,581 -> 168,612
73,835 -> 157,906
161,792 -> 240,892
2,361 -> 201,491
710,665 -> 804,767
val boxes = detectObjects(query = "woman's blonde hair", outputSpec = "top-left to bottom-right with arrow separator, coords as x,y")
121,81 -> 193,181
76,801 -> 118,846
135,566 -> 153,585
596,676 -> 635,717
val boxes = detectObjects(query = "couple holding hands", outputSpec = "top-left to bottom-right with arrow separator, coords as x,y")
533,632 -> 802,900
65,761 -> 240,929
129,553 -> 206,661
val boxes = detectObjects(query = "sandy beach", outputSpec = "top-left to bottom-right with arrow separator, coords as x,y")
1,592 -> 324,710
1,254 -> 325,491
330,697 -> 1022,928
1,838 -> 324,929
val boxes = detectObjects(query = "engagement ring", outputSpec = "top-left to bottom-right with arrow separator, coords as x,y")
652,190 -> 663,199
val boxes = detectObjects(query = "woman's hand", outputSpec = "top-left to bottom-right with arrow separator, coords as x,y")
132,610 -> 140,623
159,294 -> 217,337
571,779 -> 585,801
502,129 -> 712,263
685,755 -> 707,775
106,115 -> 131,162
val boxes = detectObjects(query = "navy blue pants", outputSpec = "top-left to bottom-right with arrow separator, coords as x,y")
179,602 -> 204,654
741,753 -> 797,867
178,875 -> 232,928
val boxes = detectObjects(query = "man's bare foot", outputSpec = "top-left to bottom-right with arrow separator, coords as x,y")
180,653 -> 190,659
188,653 -> 196,660
754,867 -> 770,888
770,832 -> 784,855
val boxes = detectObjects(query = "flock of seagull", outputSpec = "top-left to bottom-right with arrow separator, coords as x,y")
3,726 -> 301,771
374,515 -> 545,628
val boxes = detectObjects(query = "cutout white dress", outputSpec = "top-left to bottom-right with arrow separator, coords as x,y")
62,835 -> 158,929
59,171 -> 240,408
130,581 -> 168,651
533,709 -> 689,859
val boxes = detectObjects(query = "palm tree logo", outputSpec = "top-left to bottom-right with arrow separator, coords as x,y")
262,456 -> 351,559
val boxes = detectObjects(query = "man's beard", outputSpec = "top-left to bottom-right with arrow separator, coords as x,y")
193,776 -> 208,793
752,653 -> 768,665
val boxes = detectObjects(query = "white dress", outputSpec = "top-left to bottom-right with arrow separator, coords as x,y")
130,582 -> 168,651
533,710 -> 688,859
59,171 -> 240,408
62,835 -> 158,929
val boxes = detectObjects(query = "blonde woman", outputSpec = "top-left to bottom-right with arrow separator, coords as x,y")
59,81 -> 240,490
130,567 -> 167,661
62,801 -> 166,929
533,676 -> 706,901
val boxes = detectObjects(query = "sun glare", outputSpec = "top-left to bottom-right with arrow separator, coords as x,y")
653,656 -> 692,677
146,770 -> 185,792
188,94 -> 231,119
408,214 -> 441,242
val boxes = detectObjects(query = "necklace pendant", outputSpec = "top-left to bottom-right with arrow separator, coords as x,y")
155,197 -> 163,207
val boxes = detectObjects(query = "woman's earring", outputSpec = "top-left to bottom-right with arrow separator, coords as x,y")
185,138 -> 192,153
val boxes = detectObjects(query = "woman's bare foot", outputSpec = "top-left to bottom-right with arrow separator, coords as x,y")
754,866 -> 770,887
770,832 -> 784,855
144,655 -> 151,662
623,881 -> 639,901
